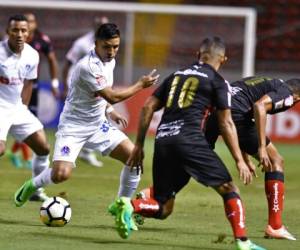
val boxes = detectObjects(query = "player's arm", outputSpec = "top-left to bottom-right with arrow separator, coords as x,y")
242,151 -> 257,177
21,79 -> 34,106
105,104 -> 128,128
95,69 -> 159,104
253,94 -> 273,171
217,109 -> 252,185
61,60 -> 72,100
46,51 -> 60,98
127,96 -> 163,172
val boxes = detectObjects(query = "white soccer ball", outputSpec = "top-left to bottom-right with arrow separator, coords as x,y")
40,196 -> 72,227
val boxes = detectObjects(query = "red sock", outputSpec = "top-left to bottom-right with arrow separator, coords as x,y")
20,143 -> 31,161
265,171 -> 284,229
223,192 -> 247,239
132,198 -> 161,218
139,186 -> 154,199
11,141 -> 21,153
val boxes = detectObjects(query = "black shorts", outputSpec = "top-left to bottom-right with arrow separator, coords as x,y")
28,82 -> 38,116
152,136 -> 232,204
235,121 -> 271,155
205,112 -> 271,156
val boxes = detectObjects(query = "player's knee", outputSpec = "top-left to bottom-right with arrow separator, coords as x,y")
0,145 -> 5,156
52,164 -> 72,183
215,182 -> 239,195
272,155 -> 284,172
160,199 -> 174,219
35,142 -> 50,156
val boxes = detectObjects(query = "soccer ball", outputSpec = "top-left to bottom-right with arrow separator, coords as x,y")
40,196 -> 71,227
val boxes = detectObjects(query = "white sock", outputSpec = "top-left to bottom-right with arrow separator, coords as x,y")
118,165 -> 141,197
32,154 -> 50,177
33,168 -> 53,188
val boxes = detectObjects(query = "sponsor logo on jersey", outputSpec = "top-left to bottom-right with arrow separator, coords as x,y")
95,75 -> 107,86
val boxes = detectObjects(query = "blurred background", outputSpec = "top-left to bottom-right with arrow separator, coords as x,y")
0,0 -> 299,143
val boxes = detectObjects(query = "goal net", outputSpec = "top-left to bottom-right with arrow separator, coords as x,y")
0,0 -> 256,84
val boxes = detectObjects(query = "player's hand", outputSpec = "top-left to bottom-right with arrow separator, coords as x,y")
245,158 -> 258,177
108,110 -> 128,128
257,146 -> 272,172
236,160 -> 253,185
51,86 -> 60,99
127,144 -> 144,174
139,69 -> 160,88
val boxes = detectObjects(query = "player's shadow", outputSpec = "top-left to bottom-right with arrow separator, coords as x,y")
30,231 -> 227,250
0,217 -> 40,227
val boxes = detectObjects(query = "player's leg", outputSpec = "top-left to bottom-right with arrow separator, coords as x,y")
109,139 -> 141,198
87,124 -> 141,198
78,147 -> 103,167
262,142 -> 296,240
185,141 -> 265,250
14,132 -> 83,207
0,140 -> 6,156
214,182 -> 266,250
8,141 -> 23,168
239,123 -> 295,241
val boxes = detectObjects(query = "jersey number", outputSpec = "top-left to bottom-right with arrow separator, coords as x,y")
166,76 -> 199,108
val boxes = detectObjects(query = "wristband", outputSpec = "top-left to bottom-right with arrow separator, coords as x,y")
51,78 -> 59,88
106,106 -> 114,114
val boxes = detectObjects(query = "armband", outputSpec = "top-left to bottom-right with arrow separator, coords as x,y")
51,78 -> 59,88
106,106 -> 114,114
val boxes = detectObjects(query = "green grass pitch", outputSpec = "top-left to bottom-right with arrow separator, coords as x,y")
0,130 -> 299,250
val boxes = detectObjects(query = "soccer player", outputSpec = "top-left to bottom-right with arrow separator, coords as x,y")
61,16 -> 109,168
205,76 -> 299,240
8,12 -> 59,171
109,37 -> 266,250
14,23 -> 159,210
0,14 -> 51,201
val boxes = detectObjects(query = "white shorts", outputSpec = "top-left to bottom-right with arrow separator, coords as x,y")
53,120 -> 128,164
0,104 -> 43,141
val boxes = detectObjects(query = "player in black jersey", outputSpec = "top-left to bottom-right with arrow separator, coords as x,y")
109,37 -> 266,250
205,76 -> 300,240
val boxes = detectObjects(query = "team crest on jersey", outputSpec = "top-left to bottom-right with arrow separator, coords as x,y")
95,75 -> 107,86
25,64 -> 31,71
61,146 -> 70,156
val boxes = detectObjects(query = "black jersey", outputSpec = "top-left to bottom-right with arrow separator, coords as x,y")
153,62 -> 231,141
230,76 -> 293,122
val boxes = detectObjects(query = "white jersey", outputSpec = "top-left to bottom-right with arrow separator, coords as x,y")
58,49 -> 115,135
0,40 -> 39,108
66,31 -> 94,64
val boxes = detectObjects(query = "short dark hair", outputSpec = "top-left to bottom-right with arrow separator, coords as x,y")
199,36 -> 226,56
95,23 -> 120,41
8,14 -> 28,26
285,78 -> 300,95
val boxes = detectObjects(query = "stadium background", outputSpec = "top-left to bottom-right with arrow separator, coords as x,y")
0,0 -> 299,142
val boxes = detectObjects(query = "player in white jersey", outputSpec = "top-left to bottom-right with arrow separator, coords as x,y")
61,16 -> 109,168
14,23 -> 159,212
0,14 -> 50,201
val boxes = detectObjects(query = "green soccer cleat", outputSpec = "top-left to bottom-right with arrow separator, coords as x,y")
112,197 -> 135,239
14,180 -> 37,207
108,199 -> 138,231
236,239 -> 267,250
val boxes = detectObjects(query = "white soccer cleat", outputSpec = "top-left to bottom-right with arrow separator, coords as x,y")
78,151 -> 103,167
265,225 -> 296,240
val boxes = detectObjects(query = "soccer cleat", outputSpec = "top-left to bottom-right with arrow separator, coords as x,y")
236,239 -> 266,250
29,188 -> 49,202
7,151 -> 23,169
23,160 -> 32,169
133,191 -> 145,226
78,151 -> 103,167
112,197 -> 135,239
108,200 -> 138,231
14,179 -> 37,207
265,225 -> 296,240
